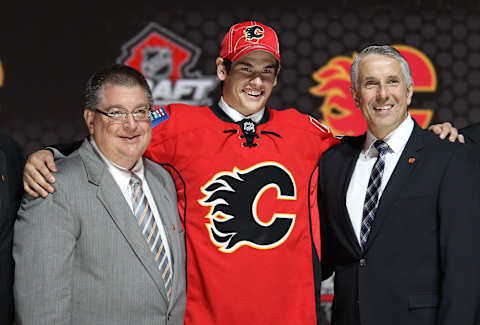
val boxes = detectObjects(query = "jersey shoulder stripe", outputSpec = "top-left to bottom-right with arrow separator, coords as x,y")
309,116 -> 330,134
150,106 -> 170,128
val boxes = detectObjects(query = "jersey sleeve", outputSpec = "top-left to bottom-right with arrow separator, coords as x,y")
307,115 -> 341,152
144,105 -> 176,165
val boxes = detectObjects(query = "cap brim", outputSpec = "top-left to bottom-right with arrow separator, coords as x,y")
230,46 -> 281,62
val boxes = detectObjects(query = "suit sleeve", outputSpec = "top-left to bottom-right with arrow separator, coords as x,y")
0,136 -> 25,324
47,140 -> 83,157
437,144 -> 480,325
13,190 -> 78,325
459,122 -> 480,145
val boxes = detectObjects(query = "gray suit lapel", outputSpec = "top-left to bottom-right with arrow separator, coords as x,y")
78,140 -> 170,302
363,124 -> 425,252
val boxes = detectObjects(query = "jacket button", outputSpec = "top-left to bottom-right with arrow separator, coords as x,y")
359,258 -> 367,267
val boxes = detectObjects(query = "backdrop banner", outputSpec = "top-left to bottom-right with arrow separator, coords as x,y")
2,2 -> 479,322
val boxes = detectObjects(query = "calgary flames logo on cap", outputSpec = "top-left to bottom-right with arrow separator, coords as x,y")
244,25 -> 265,41
310,45 -> 435,136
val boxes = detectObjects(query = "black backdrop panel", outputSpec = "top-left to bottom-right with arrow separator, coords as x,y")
1,2 -> 480,154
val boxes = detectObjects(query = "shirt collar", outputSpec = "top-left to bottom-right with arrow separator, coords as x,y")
362,113 -> 414,158
89,137 -> 145,192
218,96 -> 265,123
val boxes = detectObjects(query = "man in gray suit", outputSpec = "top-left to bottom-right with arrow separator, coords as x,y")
13,64 -> 186,324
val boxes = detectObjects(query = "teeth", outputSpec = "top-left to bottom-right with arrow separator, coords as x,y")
244,90 -> 261,96
375,105 -> 392,110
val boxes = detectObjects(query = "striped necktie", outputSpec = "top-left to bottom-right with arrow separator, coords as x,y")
130,174 -> 173,299
360,140 -> 389,248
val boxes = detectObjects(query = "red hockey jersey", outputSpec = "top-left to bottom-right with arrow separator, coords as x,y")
145,103 -> 339,325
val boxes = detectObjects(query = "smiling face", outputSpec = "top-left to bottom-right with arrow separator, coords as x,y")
351,54 -> 413,139
216,50 -> 279,116
84,84 -> 152,169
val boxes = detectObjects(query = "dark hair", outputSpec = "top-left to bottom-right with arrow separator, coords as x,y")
84,64 -> 153,109
222,58 -> 233,74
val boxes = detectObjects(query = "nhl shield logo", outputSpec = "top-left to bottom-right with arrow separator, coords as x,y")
117,23 -> 218,106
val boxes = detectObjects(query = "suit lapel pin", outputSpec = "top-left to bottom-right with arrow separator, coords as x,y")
408,157 -> 416,164
171,224 -> 176,231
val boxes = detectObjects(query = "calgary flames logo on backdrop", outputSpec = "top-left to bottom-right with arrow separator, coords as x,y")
199,162 -> 296,253
310,45 -> 435,136
118,23 -> 218,106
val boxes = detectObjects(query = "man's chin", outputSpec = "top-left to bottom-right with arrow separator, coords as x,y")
119,147 -> 146,160
240,102 -> 265,115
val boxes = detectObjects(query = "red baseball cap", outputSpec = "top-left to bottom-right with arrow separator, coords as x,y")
219,21 -> 281,62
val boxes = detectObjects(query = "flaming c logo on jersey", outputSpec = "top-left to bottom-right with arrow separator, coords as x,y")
310,45 -> 435,136
199,162 -> 296,253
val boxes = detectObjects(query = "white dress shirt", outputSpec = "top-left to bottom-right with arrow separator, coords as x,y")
218,96 -> 265,123
90,138 -> 173,266
346,114 -> 414,245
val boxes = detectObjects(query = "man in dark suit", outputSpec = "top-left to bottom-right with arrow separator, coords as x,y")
0,132 -> 24,324
318,45 -> 480,325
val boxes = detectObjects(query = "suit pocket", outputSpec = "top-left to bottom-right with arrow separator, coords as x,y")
408,293 -> 439,309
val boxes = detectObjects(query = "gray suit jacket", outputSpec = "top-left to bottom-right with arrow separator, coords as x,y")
13,139 -> 186,325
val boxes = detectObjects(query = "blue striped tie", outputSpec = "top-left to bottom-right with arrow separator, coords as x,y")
360,140 -> 389,248
130,175 -> 173,299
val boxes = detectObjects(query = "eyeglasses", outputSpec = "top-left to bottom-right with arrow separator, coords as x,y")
93,107 -> 151,122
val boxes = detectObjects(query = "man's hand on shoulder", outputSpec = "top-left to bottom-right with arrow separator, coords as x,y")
428,121 -> 465,143
23,149 -> 57,198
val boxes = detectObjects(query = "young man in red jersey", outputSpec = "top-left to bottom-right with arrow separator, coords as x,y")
23,22 -> 460,325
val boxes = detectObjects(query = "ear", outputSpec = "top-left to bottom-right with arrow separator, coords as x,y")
216,57 -> 227,81
350,87 -> 360,108
406,84 -> 414,106
83,109 -> 95,135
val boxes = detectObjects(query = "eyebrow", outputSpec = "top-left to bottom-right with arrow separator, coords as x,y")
102,104 -> 150,111
235,60 -> 253,67
363,75 -> 401,81
234,61 -> 276,69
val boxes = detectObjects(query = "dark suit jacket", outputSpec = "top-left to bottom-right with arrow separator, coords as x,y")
461,122 -> 480,145
318,123 -> 480,325
0,132 -> 24,324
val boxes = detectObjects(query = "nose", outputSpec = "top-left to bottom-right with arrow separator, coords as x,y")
249,73 -> 263,87
123,112 -> 138,128
376,84 -> 388,100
